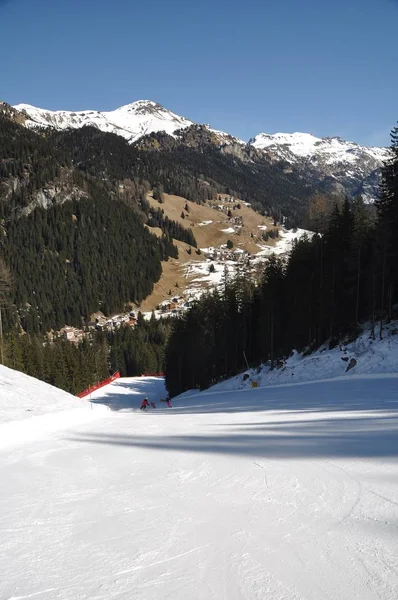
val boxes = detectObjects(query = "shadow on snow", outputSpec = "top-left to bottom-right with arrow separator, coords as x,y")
90,377 -> 167,411
75,377 -> 398,459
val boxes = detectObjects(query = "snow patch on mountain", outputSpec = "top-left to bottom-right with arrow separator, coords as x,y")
14,100 -> 194,144
256,227 -> 312,257
250,131 -> 389,202
251,131 -> 387,164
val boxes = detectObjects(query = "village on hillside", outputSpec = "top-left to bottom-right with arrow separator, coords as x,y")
57,194 -> 310,343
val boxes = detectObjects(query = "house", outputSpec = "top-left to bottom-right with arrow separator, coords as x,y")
62,327 -> 75,341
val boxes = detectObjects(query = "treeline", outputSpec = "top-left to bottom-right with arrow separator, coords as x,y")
50,125 -> 215,206
109,315 -> 172,376
0,115 -> 68,199
3,317 -> 172,395
164,125 -> 398,397
5,333 -> 109,395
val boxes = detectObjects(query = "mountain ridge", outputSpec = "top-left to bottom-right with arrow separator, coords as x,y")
13,99 -> 389,202
14,99 -> 194,144
14,98 -> 386,150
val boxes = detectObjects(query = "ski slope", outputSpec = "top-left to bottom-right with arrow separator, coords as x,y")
1,370 -> 398,600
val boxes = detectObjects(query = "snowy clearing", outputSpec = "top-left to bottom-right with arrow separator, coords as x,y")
1,366 -> 398,599
256,228 -> 313,258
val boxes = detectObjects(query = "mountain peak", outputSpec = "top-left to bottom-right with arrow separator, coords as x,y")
249,130 -> 389,203
14,99 -> 194,143
115,99 -> 161,112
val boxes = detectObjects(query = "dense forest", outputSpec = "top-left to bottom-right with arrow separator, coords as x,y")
3,317 -> 172,395
0,114 -> 181,333
165,125 -> 398,397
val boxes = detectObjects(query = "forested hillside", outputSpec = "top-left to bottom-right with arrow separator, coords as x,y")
135,126 -> 317,226
0,112 -> 179,333
165,125 -> 398,397
0,105 -> 331,335
50,124 -> 317,226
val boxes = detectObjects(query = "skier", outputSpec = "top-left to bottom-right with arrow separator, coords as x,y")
150,401 -> 156,409
140,398 -> 149,410
165,395 -> 172,408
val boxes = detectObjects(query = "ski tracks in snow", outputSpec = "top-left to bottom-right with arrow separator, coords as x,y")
1,375 -> 398,599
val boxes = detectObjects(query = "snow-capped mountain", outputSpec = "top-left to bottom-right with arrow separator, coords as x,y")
14,100 -> 194,144
249,132 -> 389,202
13,99 -> 389,201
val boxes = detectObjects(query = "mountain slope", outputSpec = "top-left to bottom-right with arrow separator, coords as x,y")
15,98 -> 389,203
0,364 -> 107,449
250,131 -> 389,202
14,100 -> 194,143
48,123 -> 317,225
0,112 -> 179,332
209,319 -> 398,392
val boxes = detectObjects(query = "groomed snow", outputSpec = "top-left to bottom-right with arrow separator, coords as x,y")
1,352 -> 398,598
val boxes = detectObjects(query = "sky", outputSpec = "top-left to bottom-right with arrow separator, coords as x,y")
0,0 -> 397,146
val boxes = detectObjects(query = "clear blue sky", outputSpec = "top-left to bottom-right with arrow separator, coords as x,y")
1,0 -> 397,146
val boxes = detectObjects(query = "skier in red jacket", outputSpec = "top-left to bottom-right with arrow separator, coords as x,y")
140,398 -> 149,410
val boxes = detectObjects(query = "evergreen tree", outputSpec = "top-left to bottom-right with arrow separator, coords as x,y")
376,124 -> 398,316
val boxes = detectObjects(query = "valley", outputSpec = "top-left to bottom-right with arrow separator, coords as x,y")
140,192 -> 281,312
1,3 -> 398,599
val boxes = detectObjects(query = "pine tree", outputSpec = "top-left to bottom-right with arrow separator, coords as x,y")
376,124 -> 398,316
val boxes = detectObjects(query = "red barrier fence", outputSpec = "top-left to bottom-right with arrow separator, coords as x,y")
77,372 -> 120,398
140,372 -> 164,377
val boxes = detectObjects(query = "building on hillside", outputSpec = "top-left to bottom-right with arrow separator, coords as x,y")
60,326 -> 85,344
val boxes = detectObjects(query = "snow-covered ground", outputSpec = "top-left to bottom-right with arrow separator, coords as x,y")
210,320 -> 398,393
181,228 -> 312,299
255,227 -> 313,258
1,360 -> 398,599
0,365 -> 108,450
